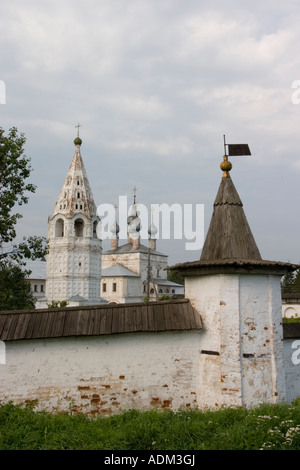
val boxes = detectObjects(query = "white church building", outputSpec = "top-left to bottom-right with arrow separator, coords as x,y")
101,193 -> 184,303
27,135 -> 183,306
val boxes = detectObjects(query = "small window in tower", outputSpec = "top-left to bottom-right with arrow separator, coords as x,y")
102,283 -> 107,293
80,204 -> 83,210
41,285 -> 44,293
77,192 -> 80,199
34,284 -> 38,292
77,180 -> 80,185
112,283 -> 117,292
79,262 -> 81,267
75,204 -> 78,209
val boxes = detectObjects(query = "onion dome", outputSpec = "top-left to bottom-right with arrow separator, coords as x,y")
148,222 -> 158,238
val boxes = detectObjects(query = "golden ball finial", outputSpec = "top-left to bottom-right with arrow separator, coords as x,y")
220,155 -> 232,177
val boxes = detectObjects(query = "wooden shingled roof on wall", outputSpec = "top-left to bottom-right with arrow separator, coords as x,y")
0,299 -> 202,342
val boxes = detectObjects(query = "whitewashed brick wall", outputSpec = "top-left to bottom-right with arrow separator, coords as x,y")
0,331 -> 201,416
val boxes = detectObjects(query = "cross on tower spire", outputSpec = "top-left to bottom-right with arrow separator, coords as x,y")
74,123 -> 82,146
133,186 -> 137,204
75,123 -> 82,137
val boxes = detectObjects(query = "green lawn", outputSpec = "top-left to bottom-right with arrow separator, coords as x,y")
0,400 -> 300,450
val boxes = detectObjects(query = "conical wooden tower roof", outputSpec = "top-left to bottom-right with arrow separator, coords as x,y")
169,152 -> 299,276
200,174 -> 262,261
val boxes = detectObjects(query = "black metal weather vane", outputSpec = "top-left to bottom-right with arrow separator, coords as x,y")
221,135 -> 251,177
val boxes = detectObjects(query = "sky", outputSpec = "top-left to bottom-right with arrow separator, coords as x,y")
1,0 -> 300,267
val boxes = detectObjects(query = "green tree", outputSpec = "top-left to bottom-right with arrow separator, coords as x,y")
292,269 -> 300,293
0,127 -> 47,310
281,270 -> 297,293
167,270 -> 184,285
0,261 -> 36,310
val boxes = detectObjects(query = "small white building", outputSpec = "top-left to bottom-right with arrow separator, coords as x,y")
282,293 -> 300,319
25,259 -> 47,307
101,195 -> 183,303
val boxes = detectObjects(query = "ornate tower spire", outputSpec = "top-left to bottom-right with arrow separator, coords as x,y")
51,129 -> 96,220
127,186 -> 141,247
148,207 -> 158,251
46,128 -> 102,305
110,204 -> 120,251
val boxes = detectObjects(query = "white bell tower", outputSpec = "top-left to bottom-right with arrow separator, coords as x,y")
46,128 -> 102,305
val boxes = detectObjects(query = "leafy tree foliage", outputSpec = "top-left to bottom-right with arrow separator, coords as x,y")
0,261 -> 36,310
0,127 -> 47,310
281,269 -> 300,293
167,270 -> 184,285
0,127 -> 36,244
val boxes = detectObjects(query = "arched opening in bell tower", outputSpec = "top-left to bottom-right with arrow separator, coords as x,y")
55,218 -> 65,237
74,218 -> 84,237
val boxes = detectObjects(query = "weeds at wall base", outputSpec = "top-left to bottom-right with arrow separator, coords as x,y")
0,400 -> 300,450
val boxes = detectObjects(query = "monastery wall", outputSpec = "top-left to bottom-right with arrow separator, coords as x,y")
0,328 -> 299,416
0,331 -> 201,416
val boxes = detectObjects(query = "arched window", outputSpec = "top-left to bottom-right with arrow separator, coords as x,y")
55,218 -> 64,237
74,218 -> 84,237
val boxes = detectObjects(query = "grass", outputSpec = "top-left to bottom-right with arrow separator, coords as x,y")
283,316 -> 300,323
0,400 -> 300,450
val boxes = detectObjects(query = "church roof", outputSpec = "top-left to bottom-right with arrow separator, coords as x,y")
51,135 -> 97,220
24,259 -> 47,280
103,242 -> 167,257
0,299 -> 202,341
153,278 -> 184,288
101,264 -> 139,277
